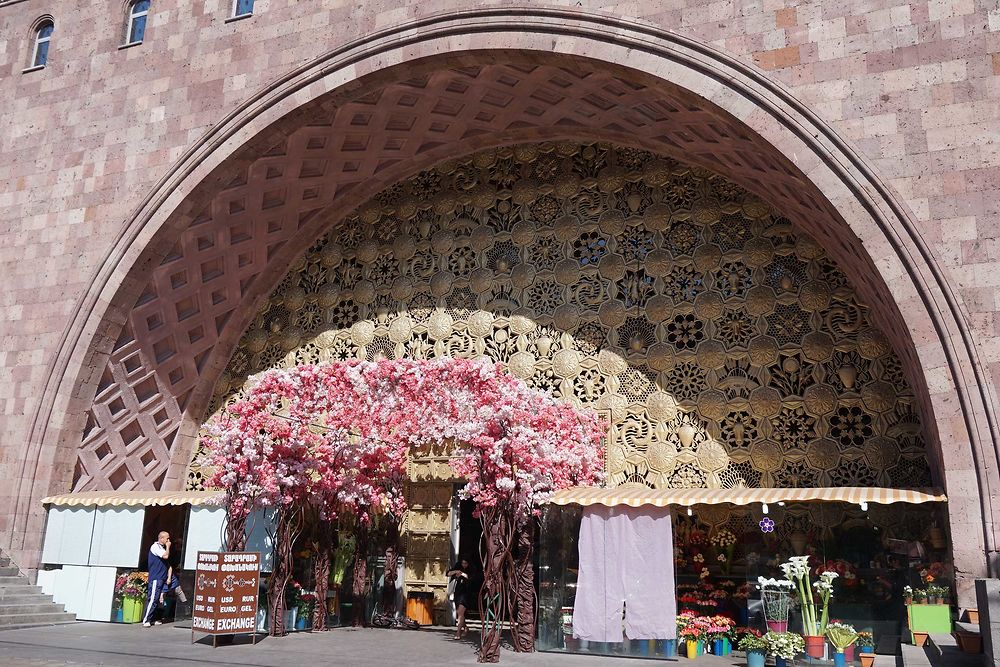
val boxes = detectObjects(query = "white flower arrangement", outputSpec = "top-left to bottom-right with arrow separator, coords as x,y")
710,528 -> 737,548
764,631 -> 805,659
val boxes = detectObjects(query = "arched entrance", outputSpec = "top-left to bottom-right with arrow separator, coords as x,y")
13,9 -> 998,604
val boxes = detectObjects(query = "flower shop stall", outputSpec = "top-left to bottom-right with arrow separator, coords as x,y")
538,485 -> 950,661
36,490 -> 274,625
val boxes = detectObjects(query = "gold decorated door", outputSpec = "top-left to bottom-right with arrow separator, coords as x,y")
403,440 -> 460,625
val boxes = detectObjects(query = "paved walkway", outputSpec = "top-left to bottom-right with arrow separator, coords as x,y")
0,622 -> 741,666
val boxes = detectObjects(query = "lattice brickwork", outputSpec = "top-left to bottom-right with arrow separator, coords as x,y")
187,142 -> 930,492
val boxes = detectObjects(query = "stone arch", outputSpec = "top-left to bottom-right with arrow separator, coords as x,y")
12,9 -> 998,595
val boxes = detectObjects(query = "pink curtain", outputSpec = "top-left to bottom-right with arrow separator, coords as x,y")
572,505 -> 676,642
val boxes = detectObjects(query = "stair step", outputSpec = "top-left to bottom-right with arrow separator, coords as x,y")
900,644 -> 932,666
0,567 -> 18,577
0,576 -> 28,585
954,621 -> 979,634
0,602 -> 66,615
0,585 -> 42,596
0,593 -> 58,605
0,612 -> 76,627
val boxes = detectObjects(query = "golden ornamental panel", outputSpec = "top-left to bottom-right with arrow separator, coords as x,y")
189,142 -> 931,492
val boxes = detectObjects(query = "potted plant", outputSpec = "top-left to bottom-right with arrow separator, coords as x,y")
708,615 -> 734,656
297,590 -> 316,630
903,585 -> 913,605
738,631 -> 768,667
758,577 -> 794,633
764,630 -> 805,667
781,556 -> 836,658
112,573 -> 127,623
913,588 -> 927,605
678,613 -> 709,658
122,571 -> 147,623
857,630 -> 874,654
284,579 -> 302,630
826,622 -> 858,667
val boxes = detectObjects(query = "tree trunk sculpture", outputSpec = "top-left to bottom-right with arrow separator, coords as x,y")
351,523 -> 369,627
224,503 -> 249,552
511,516 -> 536,652
311,521 -> 335,631
268,506 -> 303,637
478,505 -> 515,663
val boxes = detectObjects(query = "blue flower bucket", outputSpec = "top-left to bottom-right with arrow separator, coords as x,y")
747,649 -> 766,667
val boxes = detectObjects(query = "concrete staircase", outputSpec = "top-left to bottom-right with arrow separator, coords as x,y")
0,548 -> 76,630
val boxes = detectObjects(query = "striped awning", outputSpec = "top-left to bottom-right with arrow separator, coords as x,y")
41,490 -> 224,508
546,486 -> 947,508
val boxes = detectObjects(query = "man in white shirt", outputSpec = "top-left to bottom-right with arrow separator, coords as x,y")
142,531 -> 171,627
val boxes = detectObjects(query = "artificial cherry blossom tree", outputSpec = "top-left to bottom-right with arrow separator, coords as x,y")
202,357 -> 604,657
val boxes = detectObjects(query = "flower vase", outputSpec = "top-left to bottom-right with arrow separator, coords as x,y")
861,645 -> 874,654
284,607 -> 297,631
685,640 -> 700,658
747,649 -> 766,667
123,597 -> 141,623
697,639 -> 703,655
721,637 -> 731,655
776,658 -> 788,667
844,644 -> 855,661
663,639 -> 677,657
713,639 -> 723,655
766,620 -> 788,633
114,607 -> 123,623
833,651 -> 847,667
805,634 -> 826,658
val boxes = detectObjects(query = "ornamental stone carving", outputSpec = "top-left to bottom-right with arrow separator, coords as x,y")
188,142 -> 930,491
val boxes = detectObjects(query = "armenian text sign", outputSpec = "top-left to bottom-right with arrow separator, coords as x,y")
192,551 -> 260,636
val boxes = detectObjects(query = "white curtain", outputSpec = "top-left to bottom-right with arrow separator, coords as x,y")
572,505 -> 676,642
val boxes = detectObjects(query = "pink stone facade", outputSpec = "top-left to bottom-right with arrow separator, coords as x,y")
2,0 -> 1000,602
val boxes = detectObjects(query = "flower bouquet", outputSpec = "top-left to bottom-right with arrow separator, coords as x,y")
112,573 -> 128,622
678,613 -> 711,658
710,528 -> 737,573
738,631 -> 768,667
764,631 -> 805,667
826,622 -> 858,667
758,577 -> 794,633
121,571 -> 147,623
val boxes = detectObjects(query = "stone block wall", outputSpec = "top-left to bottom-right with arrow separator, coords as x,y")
2,0 -> 1000,576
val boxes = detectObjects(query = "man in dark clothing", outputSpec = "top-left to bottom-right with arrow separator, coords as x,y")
142,531 -> 171,627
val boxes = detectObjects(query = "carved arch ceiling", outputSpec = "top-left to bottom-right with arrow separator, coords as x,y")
74,58 -> 925,492
188,141 -> 930,493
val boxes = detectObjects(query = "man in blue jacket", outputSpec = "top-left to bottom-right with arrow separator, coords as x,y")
142,531 -> 171,627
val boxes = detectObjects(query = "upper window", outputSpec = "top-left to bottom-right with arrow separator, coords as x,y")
32,20 -> 53,68
232,0 -> 254,17
126,1 -> 150,45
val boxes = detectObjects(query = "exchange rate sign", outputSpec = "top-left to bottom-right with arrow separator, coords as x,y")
191,551 -> 260,644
